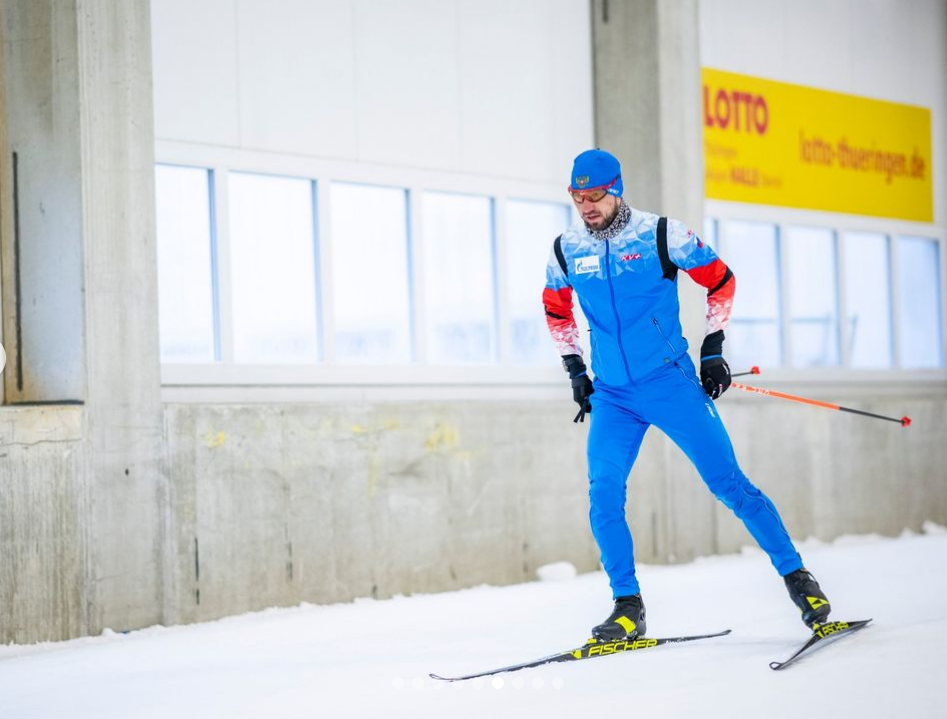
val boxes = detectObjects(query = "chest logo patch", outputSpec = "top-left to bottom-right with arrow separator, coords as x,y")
621,253 -> 642,262
574,255 -> 600,275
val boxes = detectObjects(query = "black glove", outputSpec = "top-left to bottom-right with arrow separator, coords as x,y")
699,330 -> 731,400
562,354 -> 594,423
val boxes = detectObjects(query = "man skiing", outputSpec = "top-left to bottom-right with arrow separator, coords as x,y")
543,148 -> 831,641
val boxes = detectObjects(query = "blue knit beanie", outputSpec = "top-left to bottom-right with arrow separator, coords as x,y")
570,149 -> 623,196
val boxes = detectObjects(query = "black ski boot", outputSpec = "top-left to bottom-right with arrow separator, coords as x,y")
783,567 -> 831,628
591,594 -> 646,641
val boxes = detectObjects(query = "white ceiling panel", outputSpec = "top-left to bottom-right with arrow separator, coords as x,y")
151,0 -> 240,145
353,0 -> 463,171
236,0 -> 358,159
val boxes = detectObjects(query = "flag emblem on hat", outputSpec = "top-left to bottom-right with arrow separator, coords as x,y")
575,175 -> 590,188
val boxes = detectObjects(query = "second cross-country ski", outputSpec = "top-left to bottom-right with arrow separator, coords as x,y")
769,619 -> 872,670
430,629 -> 732,682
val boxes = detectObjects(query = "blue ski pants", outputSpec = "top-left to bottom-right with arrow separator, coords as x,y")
587,354 -> 803,598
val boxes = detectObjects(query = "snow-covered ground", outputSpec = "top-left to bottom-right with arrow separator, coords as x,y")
3,527 -> 946,719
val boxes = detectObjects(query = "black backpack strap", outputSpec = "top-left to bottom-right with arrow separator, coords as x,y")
656,217 -> 678,281
553,235 -> 568,277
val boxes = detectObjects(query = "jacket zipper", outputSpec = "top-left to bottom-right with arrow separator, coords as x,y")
652,317 -> 677,356
605,240 -> 633,382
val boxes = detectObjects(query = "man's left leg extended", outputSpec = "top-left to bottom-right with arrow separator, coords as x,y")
642,359 -> 831,626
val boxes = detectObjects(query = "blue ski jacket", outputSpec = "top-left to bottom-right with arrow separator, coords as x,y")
543,204 -> 734,385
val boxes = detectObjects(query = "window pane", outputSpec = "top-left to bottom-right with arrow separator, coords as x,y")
422,192 -> 496,363
330,183 -> 412,363
785,226 -> 839,367
897,236 -> 943,368
506,200 -> 571,365
843,232 -> 892,368
155,164 -> 216,362
723,221 -> 782,368
229,173 -> 319,363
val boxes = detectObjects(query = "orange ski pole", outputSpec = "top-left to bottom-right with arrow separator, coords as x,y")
730,380 -> 912,427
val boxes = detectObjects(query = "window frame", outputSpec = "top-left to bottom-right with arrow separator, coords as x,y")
894,233 -> 945,369
706,199 -> 947,385
503,197 -> 574,367
225,169 -> 323,365
783,224 -> 841,369
721,217 -> 785,370
839,228 -> 895,370
154,142 -> 946,402
326,180 -> 414,365
155,140 -> 573,400
418,189 -> 500,365
154,162 -> 221,364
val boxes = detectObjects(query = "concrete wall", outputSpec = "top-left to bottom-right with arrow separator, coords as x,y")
156,389 -> 946,626
162,402 -> 598,624
0,407 -> 86,641
5,392 -> 943,642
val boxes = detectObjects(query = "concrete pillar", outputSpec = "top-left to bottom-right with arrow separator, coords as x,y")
590,0 -> 715,565
0,0 -> 165,641
76,0 -> 165,635
591,0 -> 703,226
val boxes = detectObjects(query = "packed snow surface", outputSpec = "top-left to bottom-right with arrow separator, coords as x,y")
2,528 -> 945,719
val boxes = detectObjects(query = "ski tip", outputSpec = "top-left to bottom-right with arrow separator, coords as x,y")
772,618 -> 873,671
429,673 -> 451,682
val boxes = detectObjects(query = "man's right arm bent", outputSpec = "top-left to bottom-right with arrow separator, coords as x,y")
542,241 -> 594,421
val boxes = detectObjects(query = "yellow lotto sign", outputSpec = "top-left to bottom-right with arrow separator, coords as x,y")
701,68 -> 932,222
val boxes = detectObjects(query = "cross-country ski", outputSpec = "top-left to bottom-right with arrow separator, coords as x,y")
431,629 -> 732,681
